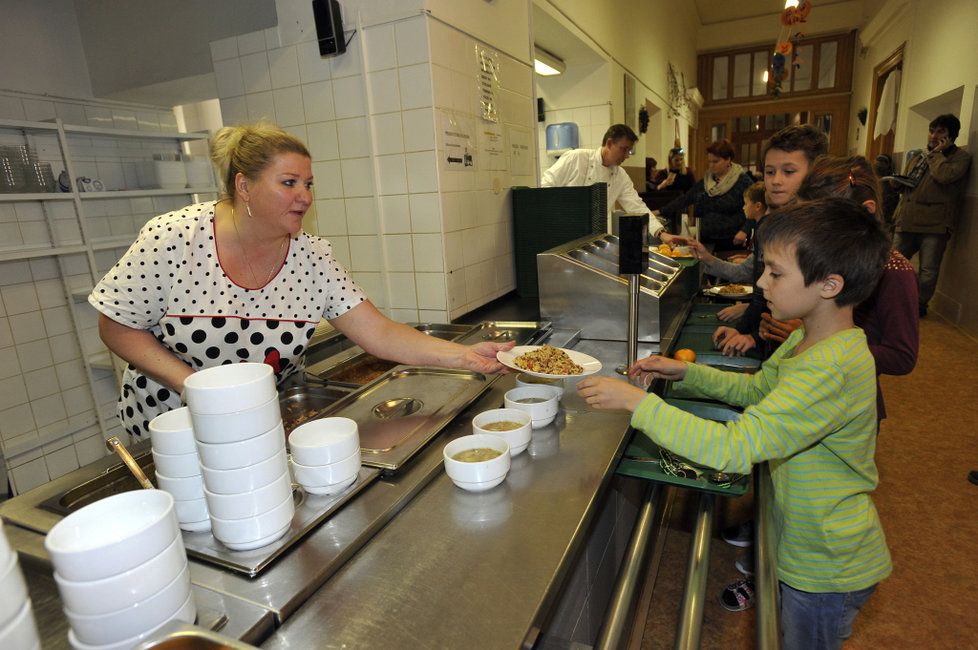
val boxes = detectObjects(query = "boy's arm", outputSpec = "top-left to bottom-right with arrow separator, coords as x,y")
632,359 -> 850,474
673,360 -> 774,408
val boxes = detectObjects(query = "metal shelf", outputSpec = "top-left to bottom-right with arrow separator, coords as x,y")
0,243 -> 88,262
78,187 -> 218,199
0,192 -> 74,202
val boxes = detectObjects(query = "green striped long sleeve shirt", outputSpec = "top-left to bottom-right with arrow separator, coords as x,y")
631,327 -> 891,592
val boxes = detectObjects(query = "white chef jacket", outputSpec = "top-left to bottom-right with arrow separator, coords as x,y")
541,148 -> 664,236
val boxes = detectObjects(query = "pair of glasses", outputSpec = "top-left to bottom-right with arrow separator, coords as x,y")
658,448 -> 740,487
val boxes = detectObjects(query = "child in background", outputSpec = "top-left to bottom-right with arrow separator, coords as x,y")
731,181 -> 766,255
578,197 -> 893,650
713,125 -> 829,356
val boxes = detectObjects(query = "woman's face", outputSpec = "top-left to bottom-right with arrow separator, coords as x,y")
241,152 -> 313,236
669,154 -> 684,169
707,154 -> 731,177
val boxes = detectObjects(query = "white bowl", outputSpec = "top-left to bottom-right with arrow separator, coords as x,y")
503,387 -> 560,429
66,590 -> 195,650
288,417 -> 359,466
53,534 -> 187,617
148,407 -> 196,455
45,490 -> 178,583
190,394 -> 282,444
183,363 -> 276,415
303,474 -> 357,496
0,521 -> 11,564
0,599 -> 38,650
151,449 -> 201,479
472,408 -> 532,456
443,434 -> 511,491
289,449 -> 361,489
203,471 -> 292,520
195,422 -> 285,471
155,472 -> 205,502
0,553 -> 28,629
200,448 -> 288,495
515,373 -> 565,399
179,518 -> 212,533
64,563 -> 191,646
173,496 -> 210,525
210,494 -> 294,550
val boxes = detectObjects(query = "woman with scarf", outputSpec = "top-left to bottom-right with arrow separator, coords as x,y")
656,139 -> 754,251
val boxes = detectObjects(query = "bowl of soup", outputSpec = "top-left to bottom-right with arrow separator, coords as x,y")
503,387 -> 560,429
515,373 -> 564,400
443,434 -> 511,492
472,408 -> 532,455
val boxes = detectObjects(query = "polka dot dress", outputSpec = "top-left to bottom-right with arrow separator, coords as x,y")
88,201 -> 366,438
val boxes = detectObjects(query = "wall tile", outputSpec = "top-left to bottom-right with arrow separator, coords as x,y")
210,36 -> 238,62
273,86 -> 305,127
20,222 -> 50,247
297,40 -> 331,83
264,26 -> 281,50
45,443 -> 79,480
389,308 -> 418,323
0,376 -> 28,411
409,193 -> 441,233
241,52 -> 272,94
219,96 -> 248,126
444,231 -> 463,272
34,278 -> 66,308
16,338 -> 53,372
340,157 -> 374,197
237,30 -> 267,56
2,284 -> 39,315
311,160 -> 342,199
302,81 -> 335,122
246,91 -> 276,122
56,359 -> 87,391
23,100 -> 56,123
24,366 -> 58,400
314,198 -> 347,236
330,43 -> 363,78
31,393 -> 66,429
371,113 -> 403,155
412,234 -> 444,273
379,195 -> 410,233
387,273 -> 417,309
344,197 -> 378,236
364,24 -> 397,72
0,261 -> 32,286
402,108 -> 435,152
405,151 -> 437,193
399,64 -> 433,110
367,70 -> 400,115
9,311 -> 46,345
0,318 -> 14,348
75,433 -> 107,466
62,384 -> 93,417
213,58 -> 245,98
332,75 -> 366,119
268,46 -> 301,89
55,102 -> 87,125
447,268 -> 466,311
0,223 -> 23,248
0,95 -> 26,120
348,236 -> 382,272
0,347 -> 20,379
10,457 -> 49,495
416,272 -> 447,309
0,403 -> 34,440
327,236 -> 351,269
376,154 -> 407,195
395,18 -> 428,66
336,117 -> 369,159
418,309 -> 448,323
306,120 -> 339,160
430,64 -> 451,110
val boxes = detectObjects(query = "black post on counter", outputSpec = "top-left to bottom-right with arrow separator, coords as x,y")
617,213 -> 649,376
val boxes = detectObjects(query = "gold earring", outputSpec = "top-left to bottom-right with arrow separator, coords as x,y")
246,203 -> 253,218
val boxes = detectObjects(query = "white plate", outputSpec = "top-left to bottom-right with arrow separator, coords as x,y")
703,284 -> 753,300
497,346 -> 602,379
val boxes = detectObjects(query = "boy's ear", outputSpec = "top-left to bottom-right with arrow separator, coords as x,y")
820,273 -> 845,299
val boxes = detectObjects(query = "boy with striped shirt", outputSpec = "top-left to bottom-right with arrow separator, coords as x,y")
578,197 -> 892,649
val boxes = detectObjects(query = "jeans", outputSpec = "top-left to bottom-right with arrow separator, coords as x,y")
893,231 -> 949,308
780,582 -> 877,650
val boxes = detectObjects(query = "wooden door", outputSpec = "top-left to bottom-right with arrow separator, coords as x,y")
866,45 -> 904,161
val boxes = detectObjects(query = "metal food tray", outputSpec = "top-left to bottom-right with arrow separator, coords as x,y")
280,384 -> 356,434
452,320 -> 552,346
181,467 -> 379,577
318,366 -> 496,473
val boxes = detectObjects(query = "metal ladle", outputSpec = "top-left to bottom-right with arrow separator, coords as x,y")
106,436 -> 154,489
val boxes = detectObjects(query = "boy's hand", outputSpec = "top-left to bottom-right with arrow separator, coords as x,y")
714,326 -> 756,356
759,313 -> 802,342
577,376 -> 648,412
717,302 -> 748,322
627,355 -> 688,384
733,230 -> 748,246
688,239 -> 713,262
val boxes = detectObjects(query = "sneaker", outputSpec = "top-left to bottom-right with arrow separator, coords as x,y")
969,470 -> 978,486
721,521 -> 754,547
735,554 -> 754,576
719,577 -> 755,612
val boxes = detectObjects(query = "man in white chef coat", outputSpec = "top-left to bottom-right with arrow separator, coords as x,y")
542,124 -> 679,243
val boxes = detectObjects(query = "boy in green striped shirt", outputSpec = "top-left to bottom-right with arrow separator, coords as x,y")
578,197 -> 892,649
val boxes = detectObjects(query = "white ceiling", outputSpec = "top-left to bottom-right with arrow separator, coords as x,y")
692,0 -> 852,26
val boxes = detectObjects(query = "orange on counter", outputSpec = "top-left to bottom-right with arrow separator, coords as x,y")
673,348 -> 697,363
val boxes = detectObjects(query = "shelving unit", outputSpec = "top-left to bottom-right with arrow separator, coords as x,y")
0,116 -> 217,465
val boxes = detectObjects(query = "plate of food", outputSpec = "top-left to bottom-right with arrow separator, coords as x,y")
656,243 -> 694,258
703,283 -> 753,299
497,345 -> 602,379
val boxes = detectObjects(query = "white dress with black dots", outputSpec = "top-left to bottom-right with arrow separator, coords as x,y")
88,201 -> 366,438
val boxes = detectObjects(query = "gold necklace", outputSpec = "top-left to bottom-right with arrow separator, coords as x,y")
230,205 -> 288,287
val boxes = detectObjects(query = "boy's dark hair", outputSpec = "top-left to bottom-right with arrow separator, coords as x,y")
797,155 -> 882,214
762,124 -> 829,166
744,180 -> 767,206
645,157 -> 657,178
756,197 -> 889,306
603,124 -> 638,145
706,139 -> 735,160
930,113 -> 961,141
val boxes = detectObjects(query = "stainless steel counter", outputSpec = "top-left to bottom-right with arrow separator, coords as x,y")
261,341 -> 636,649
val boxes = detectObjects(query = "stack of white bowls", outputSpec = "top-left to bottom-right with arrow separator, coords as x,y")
183,363 -> 294,551
288,417 -> 361,496
0,522 -> 40,650
149,407 -> 210,532
45,490 -> 195,650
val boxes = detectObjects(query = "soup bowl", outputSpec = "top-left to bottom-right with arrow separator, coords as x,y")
190,394 -> 282,444
515,373 -> 565,400
503,387 -> 560,429
200,447 -> 288,495
183,362 -> 276,415
288,417 -> 359,466
148,407 -> 196,455
472,408 -> 532,455
443,434 -> 511,491
195,423 -> 285,471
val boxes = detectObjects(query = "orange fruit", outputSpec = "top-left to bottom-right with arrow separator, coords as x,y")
673,348 -> 697,363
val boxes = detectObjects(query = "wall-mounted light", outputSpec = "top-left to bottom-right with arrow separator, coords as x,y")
784,0 -> 800,8
534,47 -> 565,76
762,70 -> 769,83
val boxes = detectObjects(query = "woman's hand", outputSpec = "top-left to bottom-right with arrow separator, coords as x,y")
759,313 -> 802,343
733,230 -> 748,246
577,376 -> 648,412
627,355 -> 688,384
657,171 -> 676,190
660,232 -> 686,246
457,340 -> 515,374
717,302 -> 748,322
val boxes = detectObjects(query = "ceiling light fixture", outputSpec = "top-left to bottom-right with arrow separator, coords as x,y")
784,0 -> 800,8
534,47 -> 565,76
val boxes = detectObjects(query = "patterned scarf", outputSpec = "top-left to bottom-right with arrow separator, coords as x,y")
704,162 -> 745,197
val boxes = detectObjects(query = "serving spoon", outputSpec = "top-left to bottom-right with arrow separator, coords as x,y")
105,436 -> 154,490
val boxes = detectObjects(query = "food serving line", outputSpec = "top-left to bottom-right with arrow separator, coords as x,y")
0,234 -> 780,648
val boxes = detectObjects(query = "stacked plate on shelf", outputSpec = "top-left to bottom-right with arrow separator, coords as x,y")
45,491 -> 196,650
184,363 -> 294,551
0,521 -> 41,650
149,407 -> 210,532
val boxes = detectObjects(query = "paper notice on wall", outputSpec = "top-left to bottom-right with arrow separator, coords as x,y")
438,110 -> 475,171
477,46 -> 500,123
507,126 -> 533,176
478,123 -> 506,171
